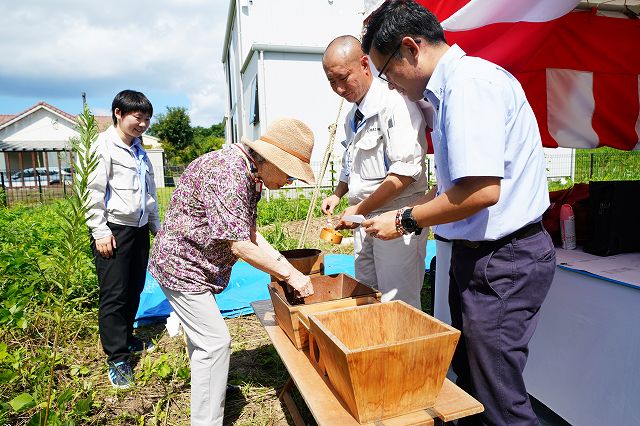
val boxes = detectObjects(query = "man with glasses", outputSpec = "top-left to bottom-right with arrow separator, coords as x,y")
361,2 -> 556,425
320,35 -> 429,309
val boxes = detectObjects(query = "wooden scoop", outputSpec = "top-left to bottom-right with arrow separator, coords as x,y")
320,214 -> 342,244
320,227 -> 343,244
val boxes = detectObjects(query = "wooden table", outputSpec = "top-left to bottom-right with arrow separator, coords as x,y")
251,299 -> 483,426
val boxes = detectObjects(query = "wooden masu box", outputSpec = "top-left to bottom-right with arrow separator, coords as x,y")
268,273 -> 381,350
308,301 -> 460,423
269,248 -> 324,282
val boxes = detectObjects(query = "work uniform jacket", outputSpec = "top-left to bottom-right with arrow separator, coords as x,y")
86,126 -> 161,240
339,78 -> 428,214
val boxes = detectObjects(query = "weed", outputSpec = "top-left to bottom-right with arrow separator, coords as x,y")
0,105 -> 99,425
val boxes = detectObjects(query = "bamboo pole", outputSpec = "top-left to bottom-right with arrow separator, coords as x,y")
297,98 -> 344,248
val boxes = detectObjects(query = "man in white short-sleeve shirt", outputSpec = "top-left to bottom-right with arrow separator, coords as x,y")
321,35 -> 429,309
362,2 -> 556,425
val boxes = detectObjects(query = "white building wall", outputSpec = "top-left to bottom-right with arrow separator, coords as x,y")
142,134 -> 162,149
226,19 -> 243,145
224,0 -> 364,186
147,149 -> 165,189
241,53 -> 261,142
261,51 -> 349,166
236,0 -> 364,62
0,110 -> 76,143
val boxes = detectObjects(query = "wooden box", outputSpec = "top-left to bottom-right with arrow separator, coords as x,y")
269,273 -> 381,350
308,301 -> 460,423
269,248 -> 324,282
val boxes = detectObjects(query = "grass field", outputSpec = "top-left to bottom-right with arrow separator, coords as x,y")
0,198 -> 357,425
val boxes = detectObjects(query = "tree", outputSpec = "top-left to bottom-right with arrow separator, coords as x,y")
148,107 -> 194,152
175,134 -> 224,164
148,107 -> 226,165
193,122 -> 225,139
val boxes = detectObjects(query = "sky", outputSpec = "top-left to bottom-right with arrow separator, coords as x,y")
0,0 -> 228,127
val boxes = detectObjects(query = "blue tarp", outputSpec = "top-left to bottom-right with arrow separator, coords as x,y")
136,240 -> 436,324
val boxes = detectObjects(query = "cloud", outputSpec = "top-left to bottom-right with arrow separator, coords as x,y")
0,0 -> 228,126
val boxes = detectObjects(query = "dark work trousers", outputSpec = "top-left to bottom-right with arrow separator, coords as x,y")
449,228 -> 555,426
92,222 -> 150,364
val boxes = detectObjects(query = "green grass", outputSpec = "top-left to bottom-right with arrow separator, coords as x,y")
549,148 -> 640,192
574,147 -> 640,182
156,186 -> 348,226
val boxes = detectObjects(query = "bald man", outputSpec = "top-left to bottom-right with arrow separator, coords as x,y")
321,35 -> 429,309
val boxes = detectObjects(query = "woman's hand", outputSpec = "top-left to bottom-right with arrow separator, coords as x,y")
361,210 -> 402,240
286,272 -> 314,298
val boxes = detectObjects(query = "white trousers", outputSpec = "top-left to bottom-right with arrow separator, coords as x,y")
354,226 -> 428,309
162,287 -> 231,426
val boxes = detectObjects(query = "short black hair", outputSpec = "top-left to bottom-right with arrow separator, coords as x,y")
362,0 -> 446,55
111,90 -> 153,126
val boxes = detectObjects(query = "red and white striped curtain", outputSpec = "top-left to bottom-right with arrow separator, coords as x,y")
408,0 -> 640,150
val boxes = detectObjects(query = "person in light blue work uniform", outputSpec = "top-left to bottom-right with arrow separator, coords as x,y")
361,2 -> 556,425
85,90 -> 160,389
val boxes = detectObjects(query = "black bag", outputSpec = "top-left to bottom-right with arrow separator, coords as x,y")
584,180 -> 640,256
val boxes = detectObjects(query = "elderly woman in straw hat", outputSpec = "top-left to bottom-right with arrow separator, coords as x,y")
148,118 -> 316,426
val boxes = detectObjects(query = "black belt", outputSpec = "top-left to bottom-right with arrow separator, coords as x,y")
452,221 -> 543,249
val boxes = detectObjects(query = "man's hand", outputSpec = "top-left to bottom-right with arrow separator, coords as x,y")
95,235 -> 117,258
286,272 -> 314,298
336,204 -> 361,230
362,210 -> 402,240
321,194 -> 341,215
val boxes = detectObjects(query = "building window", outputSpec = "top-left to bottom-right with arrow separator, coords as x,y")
230,115 -> 237,144
250,77 -> 259,125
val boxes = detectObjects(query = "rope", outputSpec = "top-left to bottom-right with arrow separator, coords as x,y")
297,98 -> 345,248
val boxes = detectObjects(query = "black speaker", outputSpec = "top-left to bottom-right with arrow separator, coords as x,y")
584,180 -> 640,256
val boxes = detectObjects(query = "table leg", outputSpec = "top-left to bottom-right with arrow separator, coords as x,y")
279,377 -> 306,426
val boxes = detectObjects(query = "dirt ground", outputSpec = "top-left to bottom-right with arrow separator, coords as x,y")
88,316 -> 298,425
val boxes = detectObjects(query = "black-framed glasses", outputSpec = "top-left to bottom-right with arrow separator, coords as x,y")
377,39 -> 421,83
377,42 -> 402,83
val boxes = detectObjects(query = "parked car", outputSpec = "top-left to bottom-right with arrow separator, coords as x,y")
9,167 -> 72,187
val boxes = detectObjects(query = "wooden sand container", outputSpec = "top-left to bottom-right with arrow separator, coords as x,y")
280,248 -> 324,275
270,249 -> 324,282
308,300 -> 460,423
269,274 -> 381,350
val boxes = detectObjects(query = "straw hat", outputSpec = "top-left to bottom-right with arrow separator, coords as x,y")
242,118 -> 316,184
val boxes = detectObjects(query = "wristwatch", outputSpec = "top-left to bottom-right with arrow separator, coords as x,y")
401,207 -> 422,235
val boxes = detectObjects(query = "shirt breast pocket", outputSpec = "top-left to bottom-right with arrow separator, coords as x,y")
111,158 -> 140,190
354,133 -> 386,180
